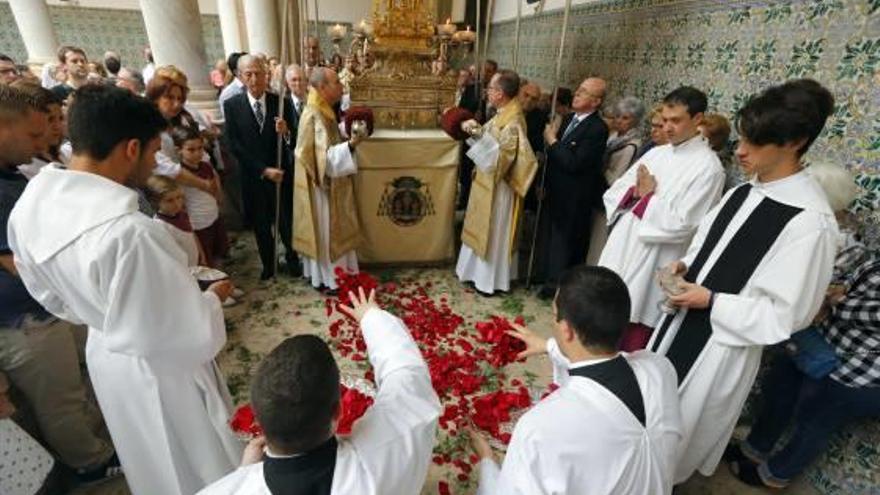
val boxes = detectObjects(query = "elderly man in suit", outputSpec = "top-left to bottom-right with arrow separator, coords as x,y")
535,77 -> 609,299
223,55 -> 299,280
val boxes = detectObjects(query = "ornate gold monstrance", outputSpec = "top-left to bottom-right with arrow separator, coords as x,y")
349,0 -> 457,130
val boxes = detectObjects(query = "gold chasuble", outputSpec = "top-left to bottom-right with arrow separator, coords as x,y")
461,101 -> 538,259
293,89 -> 362,261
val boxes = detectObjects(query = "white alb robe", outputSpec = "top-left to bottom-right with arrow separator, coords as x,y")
477,339 -> 682,495
301,142 -> 359,290
7,168 -> 243,495
599,135 -> 725,326
647,171 -> 838,483
455,132 -> 518,294
198,307 -> 441,495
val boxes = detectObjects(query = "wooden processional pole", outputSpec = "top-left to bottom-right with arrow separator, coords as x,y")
526,0 -> 573,289
272,0 -> 292,279
473,0 -> 482,105
483,0 -> 495,65
298,0 -> 307,67
513,0 -> 522,71
312,0 -> 320,39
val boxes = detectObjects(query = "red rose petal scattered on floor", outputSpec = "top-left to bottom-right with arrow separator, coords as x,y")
321,269 -> 541,486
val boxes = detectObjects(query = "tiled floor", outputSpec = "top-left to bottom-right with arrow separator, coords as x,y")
70,235 -> 820,494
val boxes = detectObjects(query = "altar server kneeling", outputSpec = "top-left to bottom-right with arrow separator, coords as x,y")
199,287 -> 441,495
470,265 -> 683,494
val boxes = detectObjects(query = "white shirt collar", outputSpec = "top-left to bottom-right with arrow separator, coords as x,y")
570,110 -> 593,123
568,353 -> 619,370
246,91 -> 267,110
265,447 -> 304,459
751,169 -> 835,215
670,133 -> 706,152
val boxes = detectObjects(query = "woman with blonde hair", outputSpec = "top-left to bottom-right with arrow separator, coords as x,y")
635,103 -> 668,159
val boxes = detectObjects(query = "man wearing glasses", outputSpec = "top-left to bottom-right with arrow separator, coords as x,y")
0,55 -> 20,85
534,78 -> 610,300
456,69 -> 538,296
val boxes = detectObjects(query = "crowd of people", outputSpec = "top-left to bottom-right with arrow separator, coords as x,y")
0,38 -> 878,495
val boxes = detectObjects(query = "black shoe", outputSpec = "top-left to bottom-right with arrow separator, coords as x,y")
284,255 -> 302,277
474,288 -> 495,298
76,453 -> 123,484
260,269 -> 275,281
537,286 -> 556,300
729,460 -> 768,487
723,442 -> 749,464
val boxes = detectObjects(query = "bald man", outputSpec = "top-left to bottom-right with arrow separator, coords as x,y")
285,64 -> 308,122
304,36 -> 324,73
535,77 -> 610,299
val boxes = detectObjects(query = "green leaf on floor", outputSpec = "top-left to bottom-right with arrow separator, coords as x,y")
499,294 -> 525,315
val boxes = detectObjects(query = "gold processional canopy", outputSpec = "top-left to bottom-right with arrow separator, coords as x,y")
349,0 -> 458,130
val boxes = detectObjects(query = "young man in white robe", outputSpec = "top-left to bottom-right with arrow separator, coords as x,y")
456,69 -> 537,295
199,287 -> 441,495
647,79 -> 839,484
7,85 -> 243,495
470,265 -> 683,494
293,67 -> 362,291
599,87 -> 725,352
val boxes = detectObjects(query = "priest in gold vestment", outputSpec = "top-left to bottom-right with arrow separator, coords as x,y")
456,70 -> 538,295
293,67 -> 363,290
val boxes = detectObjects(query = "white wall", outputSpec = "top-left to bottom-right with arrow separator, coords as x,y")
6,0 -> 448,25
491,0 -> 600,23
308,0 -> 372,24
30,0 -> 220,14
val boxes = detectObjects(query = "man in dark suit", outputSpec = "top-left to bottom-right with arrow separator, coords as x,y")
535,77 -> 609,298
223,55 -> 299,280
281,63 -> 307,164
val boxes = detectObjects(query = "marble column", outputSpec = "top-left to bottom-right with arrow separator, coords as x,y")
7,0 -> 59,67
217,0 -> 245,55
243,0 -> 280,58
139,0 -> 219,119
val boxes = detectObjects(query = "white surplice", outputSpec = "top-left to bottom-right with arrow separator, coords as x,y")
301,142 -> 359,290
198,308 -> 441,495
599,135 -> 725,326
647,171 -> 838,483
477,339 -> 682,495
7,168 -> 243,495
455,132 -> 518,294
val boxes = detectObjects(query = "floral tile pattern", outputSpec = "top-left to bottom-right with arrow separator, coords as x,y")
0,4 -> 224,76
489,0 -> 880,251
